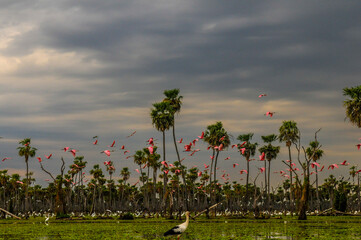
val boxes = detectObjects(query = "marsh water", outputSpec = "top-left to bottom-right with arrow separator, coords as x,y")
0,217 -> 360,239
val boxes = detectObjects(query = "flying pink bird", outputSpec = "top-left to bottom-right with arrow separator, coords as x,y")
198,132 -> 204,139
265,111 -> 275,117
161,161 -> 168,168
164,170 -> 169,175
135,169 -> 140,174
259,93 -> 267,98
356,144 -> 361,150
121,145 -> 125,150
320,165 -> 325,172
127,131 -> 136,138
259,152 -> 265,161
231,144 -> 238,149
239,141 -> 247,147
169,164 -> 175,168
1,157 -> 11,162
219,136 -> 225,142
184,143 -> 192,152
102,150 -> 111,157
93,139 -> 98,145
240,148 -> 246,154
311,162 -> 320,168
240,170 -> 248,174
62,147 -> 69,152
104,161 -> 111,165
224,157 -> 230,160
204,164 -> 209,169
16,181 -> 24,185
328,164 -> 339,170
147,138 -> 154,146
148,146 -> 154,154
45,154 -> 52,159
69,149 -> 77,157
340,160 -> 349,166
192,139 -> 198,146
37,157 -> 42,163
260,167 -> 266,173
124,150 -> 129,155
177,138 -> 183,143
210,156 -> 214,160
108,141 -> 116,148
233,163 -> 239,168
198,171 -> 202,177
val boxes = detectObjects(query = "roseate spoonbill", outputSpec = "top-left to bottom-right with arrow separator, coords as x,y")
108,141 -> 115,148
259,152 -> 265,161
16,181 -> 23,184
240,148 -> 246,154
204,164 -> 209,169
121,145 -> 125,150
1,157 -> 11,161
127,131 -> 136,138
69,149 -> 77,157
198,171 -> 202,177
164,211 -> 190,239
224,157 -> 230,160
124,150 -> 129,155
260,167 -> 265,173
259,93 -> 267,98
147,138 -> 154,145
164,170 -> 169,174
210,156 -> 214,160
357,144 -> 361,150
62,147 -> 69,152
177,138 -> 183,143
340,160 -> 349,166
311,162 -> 320,168
37,157 -> 42,163
198,132 -> 204,139
219,136 -> 225,142
45,154 -> 52,159
320,166 -> 325,172
233,163 -> 239,168
184,144 -> 192,152
239,141 -> 247,147
192,139 -> 198,146
148,146 -> 154,154
93,139 -> 98,145
265,112 -> 275,117
101,150 -> 111,157
169,164 -> 175,168
240,170 -> 248,174
328,164 -> 339,170
231,144 -> 238,149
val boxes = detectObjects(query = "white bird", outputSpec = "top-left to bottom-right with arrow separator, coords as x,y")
164,211 -> 190,239
45,214 -> 50,225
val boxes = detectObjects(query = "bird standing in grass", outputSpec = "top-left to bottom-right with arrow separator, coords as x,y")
164,211 -> 190,239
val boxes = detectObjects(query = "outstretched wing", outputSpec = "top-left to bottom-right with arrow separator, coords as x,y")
164,225 -> 182,236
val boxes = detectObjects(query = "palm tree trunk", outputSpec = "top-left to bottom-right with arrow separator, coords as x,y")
287,145 -> 294,214
162,131 -> 168,213
264,160 -> 267,197
172,124 -> 188,210
358,175 -> 360,211
25,157 -> 29,213
246,156 -> 250,207
315,165 -> 320,211
268,160 -> 271,211
209,149 -> 215,184
213,151 -> 220,185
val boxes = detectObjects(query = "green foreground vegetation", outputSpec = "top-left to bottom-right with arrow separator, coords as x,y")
1,216 -> 361,239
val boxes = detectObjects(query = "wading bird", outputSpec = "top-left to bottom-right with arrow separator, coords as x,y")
164,211 -> 190,239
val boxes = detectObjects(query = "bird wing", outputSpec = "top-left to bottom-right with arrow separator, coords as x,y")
164,225 -> 183,236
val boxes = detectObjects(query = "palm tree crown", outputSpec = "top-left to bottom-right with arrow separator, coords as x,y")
343,85 -> 361,128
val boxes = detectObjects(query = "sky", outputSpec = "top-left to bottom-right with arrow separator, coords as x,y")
0,0 -> 360,187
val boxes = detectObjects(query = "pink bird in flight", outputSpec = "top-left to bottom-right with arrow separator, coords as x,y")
198,132 -> 204,139
259,93 -> 267,98
265,112 -> 275,117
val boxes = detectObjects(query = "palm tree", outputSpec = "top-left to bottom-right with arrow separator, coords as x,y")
343,85 -> 361,127
204,122 -> 230,186
134,150 -> 146,185
163,89 -> 189,209
279,120 -> 299,212
120,167 -> 130,185
17,138 -> 37,212
237,133 -> 257,202
306,141 -> 323,211
150,101 -> 173,210
259,134 -> 280,210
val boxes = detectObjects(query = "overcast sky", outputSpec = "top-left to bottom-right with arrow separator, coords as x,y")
0,0 -> 360,187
